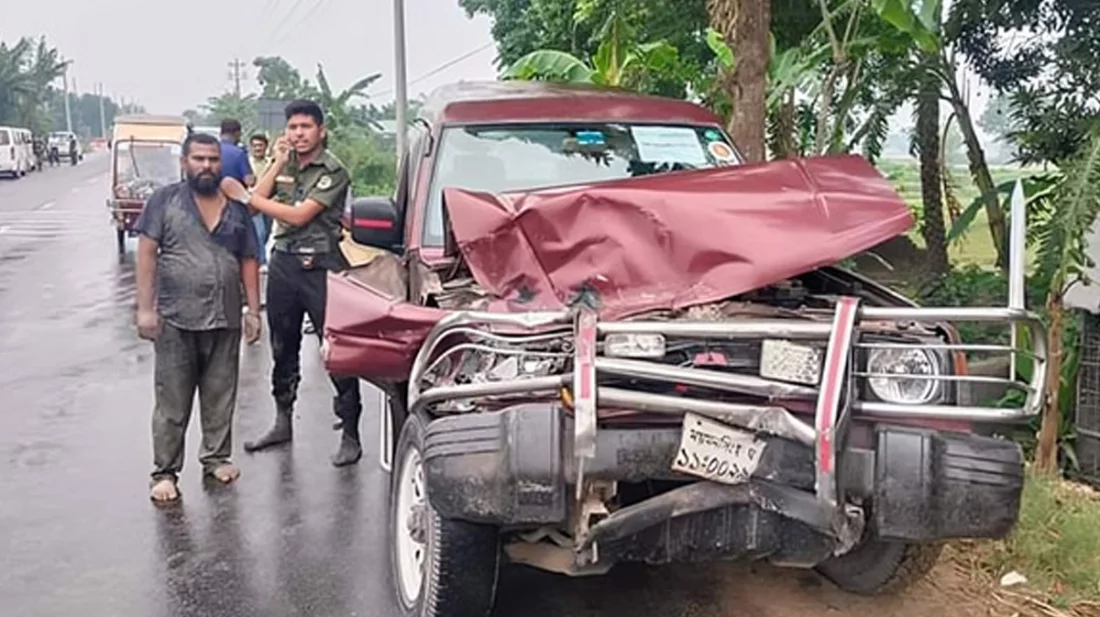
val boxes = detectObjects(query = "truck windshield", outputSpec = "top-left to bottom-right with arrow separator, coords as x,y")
424,122 -> 740,246
115,142 -> 181,193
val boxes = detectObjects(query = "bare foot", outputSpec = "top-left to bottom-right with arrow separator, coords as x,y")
210,464 -> 240,484
150,478 -> 179,502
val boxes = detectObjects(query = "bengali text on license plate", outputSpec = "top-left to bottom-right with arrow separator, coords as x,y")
671,412 -> 767,485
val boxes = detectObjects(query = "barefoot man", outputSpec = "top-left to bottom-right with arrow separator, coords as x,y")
135,132 -> 263,502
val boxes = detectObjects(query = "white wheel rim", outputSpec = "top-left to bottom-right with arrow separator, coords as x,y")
395,446 -> 427,606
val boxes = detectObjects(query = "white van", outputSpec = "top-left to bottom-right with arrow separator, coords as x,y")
0,126 -> 34,178
48,130 -> 83,163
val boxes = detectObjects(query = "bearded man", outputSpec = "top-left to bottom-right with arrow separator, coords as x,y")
134,132 -> 263,503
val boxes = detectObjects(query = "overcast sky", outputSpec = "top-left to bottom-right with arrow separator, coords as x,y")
6,0 -> 500,114
8,0 -> 996,136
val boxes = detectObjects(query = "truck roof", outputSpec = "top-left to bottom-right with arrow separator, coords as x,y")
113,114 -> 189,126
419,80 -> 725,127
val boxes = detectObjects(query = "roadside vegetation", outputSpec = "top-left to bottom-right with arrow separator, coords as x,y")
972,470 -> 1100,613
0,35 -> 139,136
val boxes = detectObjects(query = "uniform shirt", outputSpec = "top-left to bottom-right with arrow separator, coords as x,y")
250,155 -> 273,181
271,149 -> 350,255
135,181 -> 260,331
219,140 -> 252,183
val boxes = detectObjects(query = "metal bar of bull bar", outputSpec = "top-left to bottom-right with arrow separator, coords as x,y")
402,305 -> 1045,438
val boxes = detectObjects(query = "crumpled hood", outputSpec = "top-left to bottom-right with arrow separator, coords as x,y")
442,154 -> 913,320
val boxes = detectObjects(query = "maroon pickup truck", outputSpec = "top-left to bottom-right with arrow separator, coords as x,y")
323,81 -> 1046,617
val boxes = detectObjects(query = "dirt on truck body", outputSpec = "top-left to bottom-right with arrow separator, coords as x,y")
320,80 -> 1047,617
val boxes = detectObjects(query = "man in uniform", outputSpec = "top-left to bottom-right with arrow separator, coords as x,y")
220,99 -> 363,467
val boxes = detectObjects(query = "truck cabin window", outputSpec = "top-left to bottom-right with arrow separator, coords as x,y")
422,123 -> 740,247
114,142 -> 183,199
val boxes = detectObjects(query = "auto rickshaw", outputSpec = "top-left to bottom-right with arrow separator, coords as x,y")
108,115 -> 188,254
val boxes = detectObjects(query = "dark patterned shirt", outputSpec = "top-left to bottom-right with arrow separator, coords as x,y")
135,181 -> 259,330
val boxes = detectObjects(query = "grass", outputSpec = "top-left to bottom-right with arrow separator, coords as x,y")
966,470 -> 1100,613
875,157 -> 1042,268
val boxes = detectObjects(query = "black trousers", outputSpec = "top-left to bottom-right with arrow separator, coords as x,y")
266,250 -> 362,436
152,324 -> 241,481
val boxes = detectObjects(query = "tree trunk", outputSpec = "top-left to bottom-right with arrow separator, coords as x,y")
777,90 -> 796,158
945,78 -> 1008,269
916,71 -> 949,277
710,0 -> 770,163
1034,296 -> 1064,475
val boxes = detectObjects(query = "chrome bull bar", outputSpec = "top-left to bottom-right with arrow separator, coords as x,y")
394,300 -> 1047,549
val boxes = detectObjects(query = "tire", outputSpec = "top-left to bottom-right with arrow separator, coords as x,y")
815,538 -> 943,595
389,410 -> 500,617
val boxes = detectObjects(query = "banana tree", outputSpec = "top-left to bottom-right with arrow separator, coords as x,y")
872,0 -> 1009,270
0,36 -> 67,128
501,8 -> 678,88
313,64 -> 383,132
703,1 -> 910,162
1032,127 -> 1100,474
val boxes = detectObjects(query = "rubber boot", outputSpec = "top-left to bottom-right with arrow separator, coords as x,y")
331,432 -> 362,467
331,391 -> 362,467
244,404 -> 293,452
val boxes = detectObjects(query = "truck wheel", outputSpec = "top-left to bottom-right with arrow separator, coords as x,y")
815,539 -> 943,595
390,411 -> 500,617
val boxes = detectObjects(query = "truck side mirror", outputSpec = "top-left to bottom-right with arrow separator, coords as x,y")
349,197 -> 402,252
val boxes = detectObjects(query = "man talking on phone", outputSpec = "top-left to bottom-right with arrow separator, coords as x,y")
220,99 -> 363,467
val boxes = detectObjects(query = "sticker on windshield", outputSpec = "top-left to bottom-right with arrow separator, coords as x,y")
575,130 -> 606,146
630,126 -> 709,166
704,129 -> 723,142
707,141 -> 736,163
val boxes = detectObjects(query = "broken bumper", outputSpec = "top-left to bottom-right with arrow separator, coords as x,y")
408,298 -> 1044,565
422,403 -> 1024,564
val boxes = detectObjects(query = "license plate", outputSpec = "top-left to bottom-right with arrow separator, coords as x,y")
759,339 -> 823,385
672,412 -> 767,485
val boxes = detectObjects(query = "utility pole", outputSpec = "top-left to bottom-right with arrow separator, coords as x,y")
97,83 -> 107,138
62,61 -> 73,133
228,58 -> 246,98
393,0 -> 409,162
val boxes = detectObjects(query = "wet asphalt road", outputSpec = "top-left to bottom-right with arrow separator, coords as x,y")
0,157 -> 798,617
0,155 -> 393,617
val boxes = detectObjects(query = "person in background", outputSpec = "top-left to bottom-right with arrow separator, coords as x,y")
218,119 -> 254,187
135,132 -> 262,503
219,99 -> 363,467
247,132 -> 274,270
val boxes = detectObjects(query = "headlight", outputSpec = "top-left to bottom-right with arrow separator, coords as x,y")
865,348 -> 941,404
